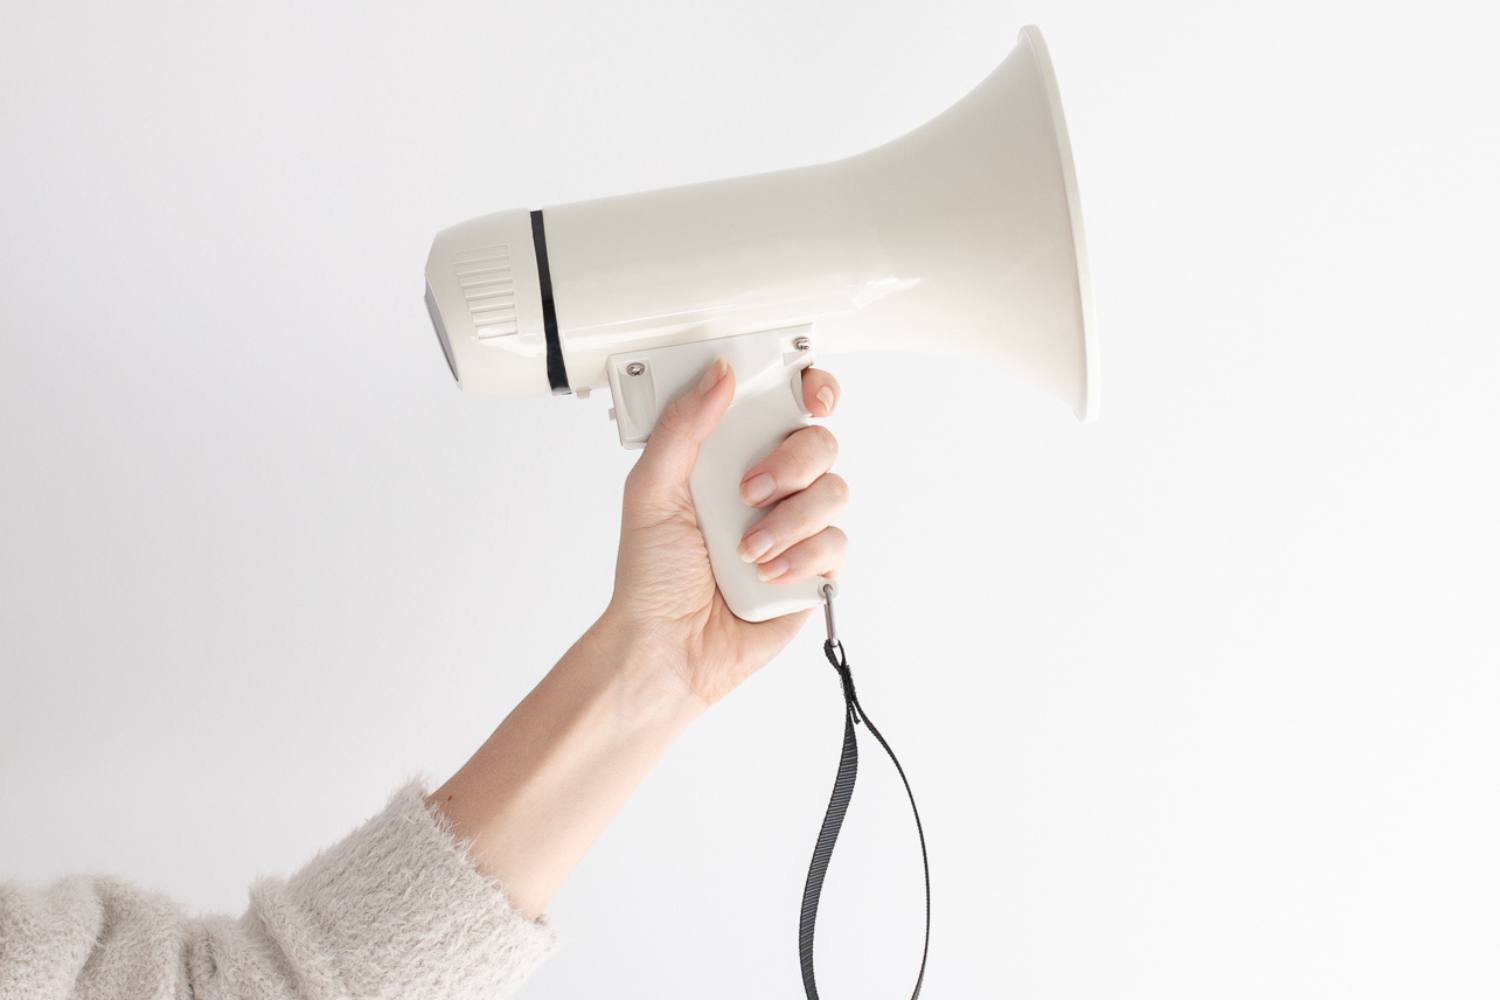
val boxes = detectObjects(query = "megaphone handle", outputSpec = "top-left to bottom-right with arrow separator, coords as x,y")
606,327 -> 832,623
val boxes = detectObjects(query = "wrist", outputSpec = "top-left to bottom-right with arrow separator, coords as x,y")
578,610 -> 709,723
433,608 -> 706,916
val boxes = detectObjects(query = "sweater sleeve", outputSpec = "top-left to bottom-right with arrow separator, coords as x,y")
0,782 -> 557,1000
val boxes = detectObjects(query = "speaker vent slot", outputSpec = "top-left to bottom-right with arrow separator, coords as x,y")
455,244 -> 518,339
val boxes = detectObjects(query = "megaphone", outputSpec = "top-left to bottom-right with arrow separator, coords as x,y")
426,25 -> 1096,622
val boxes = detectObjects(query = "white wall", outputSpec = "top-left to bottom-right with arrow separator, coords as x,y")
2,2 -> 1497,997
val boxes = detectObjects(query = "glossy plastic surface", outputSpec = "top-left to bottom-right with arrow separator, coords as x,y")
424,25 -> 1097,622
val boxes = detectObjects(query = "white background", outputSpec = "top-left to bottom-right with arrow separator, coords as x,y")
3,1 -> 1498,997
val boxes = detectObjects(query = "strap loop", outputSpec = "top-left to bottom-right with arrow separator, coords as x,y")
825,640 -> 861,723
798,638 -> 930,999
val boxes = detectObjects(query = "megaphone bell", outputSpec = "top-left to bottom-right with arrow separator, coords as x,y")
425,25 -> 1096,622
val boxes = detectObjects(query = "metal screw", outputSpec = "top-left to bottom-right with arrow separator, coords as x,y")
625,362 -> 646,376
793,336 -> 812,351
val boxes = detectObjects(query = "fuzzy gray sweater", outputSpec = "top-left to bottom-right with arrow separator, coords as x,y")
0,783 -> 556,1000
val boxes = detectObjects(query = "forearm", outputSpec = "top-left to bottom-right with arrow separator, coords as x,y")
431,613 -> 705,918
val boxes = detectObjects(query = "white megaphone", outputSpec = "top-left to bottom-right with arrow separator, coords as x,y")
426,25 -> 1096,622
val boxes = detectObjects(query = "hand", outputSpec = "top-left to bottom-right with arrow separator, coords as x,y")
434,358 -> 843,914
603,358 -> 847,706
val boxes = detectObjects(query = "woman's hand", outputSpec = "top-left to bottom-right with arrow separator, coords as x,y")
434,359 -> 844,915
602,359 -> 847,706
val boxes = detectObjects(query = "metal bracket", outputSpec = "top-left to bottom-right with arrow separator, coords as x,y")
821,582 -> 841,654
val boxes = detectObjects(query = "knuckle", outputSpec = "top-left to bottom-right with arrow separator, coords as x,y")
806,424 -> 839,462
654,400 -> 690,437
807,367 -> 838,390
622,466 -> 653,504
800,527 -> 847,574
780,426 -> 835,483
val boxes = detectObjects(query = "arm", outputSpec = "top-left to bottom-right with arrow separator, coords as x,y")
0,786 -> 554,1000
0,361 -> 844,999
433,360 -> 846,918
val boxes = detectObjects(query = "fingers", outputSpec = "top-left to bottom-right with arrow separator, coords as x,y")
754,526 -> 848,583
739,425 -> 838,507
736,367 -> 846,585
737,367 -> 840,506
801,367 -> 841,418
629,358 -> 734,500
626,359 -> 848,590
738,473 -> 849,568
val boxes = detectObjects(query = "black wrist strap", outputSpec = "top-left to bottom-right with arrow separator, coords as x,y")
798,638 -> 931,999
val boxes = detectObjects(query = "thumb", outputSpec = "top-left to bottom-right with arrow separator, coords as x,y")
632,357 -> 734,496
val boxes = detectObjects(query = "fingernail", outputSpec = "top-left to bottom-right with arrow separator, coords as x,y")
816,386 -> 835,413
740,473 -> 775,506
758,557 -> 790,581
697,357 -> 729,395
739,530 -> 772,562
